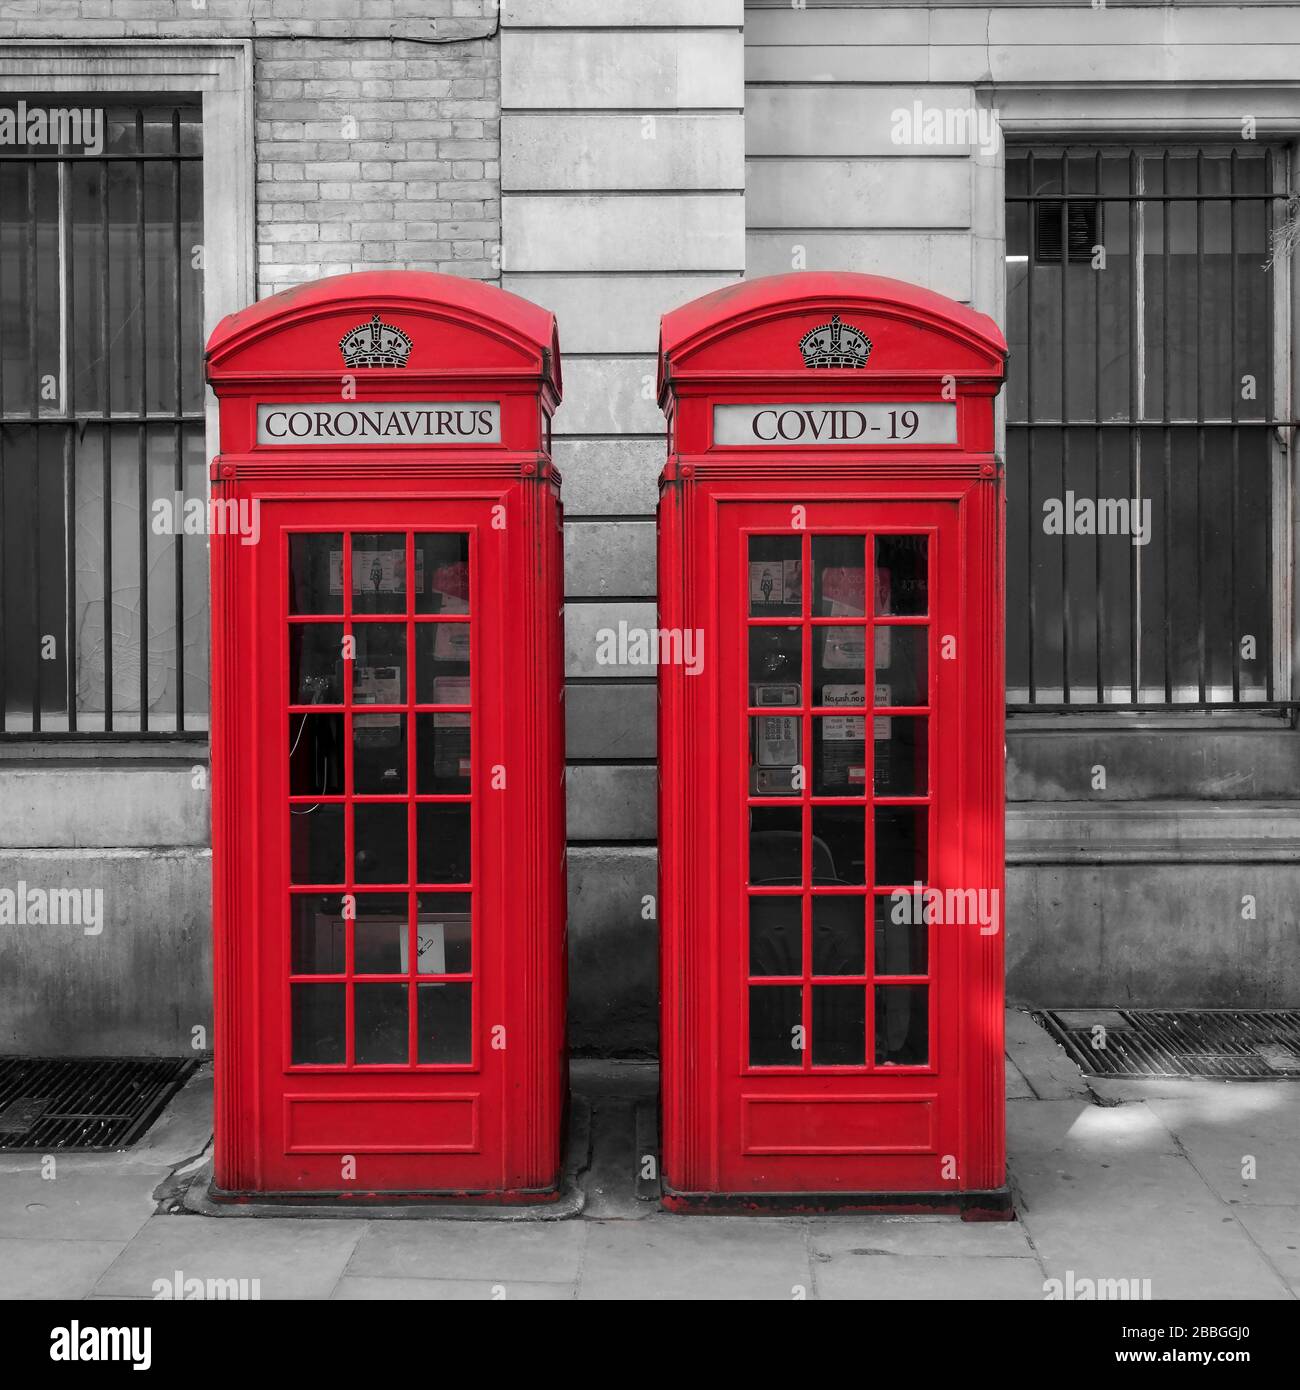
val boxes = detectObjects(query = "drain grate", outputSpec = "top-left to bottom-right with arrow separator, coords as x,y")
0,1056 -> 197,1151
1036,1009 -> 1300,1080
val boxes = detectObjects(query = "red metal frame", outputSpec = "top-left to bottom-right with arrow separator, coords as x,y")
657,273 -> 1008,1214
207,272 -> 566,1199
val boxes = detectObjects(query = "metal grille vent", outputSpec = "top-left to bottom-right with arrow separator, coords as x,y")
1037,1009 -> 1300,1080
1033,198 -> 1102,264
0,1057 -> 197,1150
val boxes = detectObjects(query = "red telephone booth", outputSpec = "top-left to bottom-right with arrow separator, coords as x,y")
206,271 -> 566,1200
657,272 -> 1008,1215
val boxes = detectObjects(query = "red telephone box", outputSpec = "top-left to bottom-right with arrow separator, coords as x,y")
657,272 -> 1008,1215
206,271 -> 566,1200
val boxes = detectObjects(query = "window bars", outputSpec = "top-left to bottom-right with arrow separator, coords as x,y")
0,102 -> 205,736
1005,145 -> 1290,711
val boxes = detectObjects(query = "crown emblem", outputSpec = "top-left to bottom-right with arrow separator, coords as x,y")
339,314 -> 412,369
799,313 -> 871,369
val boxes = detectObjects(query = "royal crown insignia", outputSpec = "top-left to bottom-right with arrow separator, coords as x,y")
339,314 -> 412,368
799,313 -> 872,369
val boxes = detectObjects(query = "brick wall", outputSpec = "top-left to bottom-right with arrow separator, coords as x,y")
0,0 -> 502,295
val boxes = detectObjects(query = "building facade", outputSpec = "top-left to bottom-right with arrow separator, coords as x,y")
1,0 -> 1297,1056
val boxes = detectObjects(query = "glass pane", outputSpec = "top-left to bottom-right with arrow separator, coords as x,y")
353,622 -> 406,700
354,712 -> 406,794
875,807 -> 928,887
813,714 -> 866,796
416,711 -> 471,793
814,628 -> 866,701
874,715 -> 928,796
355,982 -> 408,1064
351,533 -> 408,614
749,985 -> 802,1067
290,713 -> 343,795
418,982 -> 472,1063
813,536 -> 865,617
415,533 -> 470,615
289,623 -> 344,703
812,895 -> 865,975
812,986 -> 865,1066
749,806 -> 801,886
291,983 -> 345,1064
417,804 -> 472,884
875,536 -> 928,615
289,534 -> 343,614
355,803 -> 408,885
291,894 -> 347,975
749,895 -> 801,977
874,894 -> 928,976
0,162 -> 59,414
876,624 -> 928,706
875,985 -> 928,1065
290,803 -> 344,885
415,623 -> 470,702
354,894 -> 408,973
750,714 -> 800,796
416,893 -> 472,974
748,535 -> 801,615
748,626 -> 801,706
811,806 -> 865,885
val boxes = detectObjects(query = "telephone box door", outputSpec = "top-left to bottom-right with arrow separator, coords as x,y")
720,498 -> 963,1193
256,497 -> 507,1193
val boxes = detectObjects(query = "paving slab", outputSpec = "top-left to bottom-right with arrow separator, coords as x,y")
1008,1095 -> 1183,1160
332,1275 -> 576,1300
1145,1089 -> 1300,1207
0,1237 -> 130,1300
1233,1206 -> 1300,1295
346,1218 -> 587,1284
580,1216 -> 812,1300
1014,1148 -> 1291,1300
1006,1054 -> 1035,1101
814,1252 -> 1046,1300
1005,1008 -> 1092,1101
809,1213 -> 1037,1258
91,1215 -> 367,1300
0,1161 -> 161,1242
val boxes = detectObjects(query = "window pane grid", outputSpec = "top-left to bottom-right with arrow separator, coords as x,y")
1,101 -> 205,736
745,530 -> 933,1074
1006,143 -> 1288,710
288,530 -> 475,1070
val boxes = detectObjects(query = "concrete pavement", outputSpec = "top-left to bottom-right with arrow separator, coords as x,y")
0,1010 -> 1296,1300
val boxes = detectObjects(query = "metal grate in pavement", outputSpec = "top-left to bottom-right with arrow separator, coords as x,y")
1036,1009 -> 1300,1080
0,1056 -> 197,1150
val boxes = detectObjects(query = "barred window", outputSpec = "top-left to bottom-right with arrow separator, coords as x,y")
0,100 -> 205,735
1005,145 -> 1288,710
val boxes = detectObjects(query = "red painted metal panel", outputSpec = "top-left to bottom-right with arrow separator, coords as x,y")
657,272 -> 1008,1212
207,272 -> 565,1199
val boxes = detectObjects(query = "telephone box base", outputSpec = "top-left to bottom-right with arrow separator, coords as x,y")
181,1170 -> 582,1220
660,1186 -> 1014,1221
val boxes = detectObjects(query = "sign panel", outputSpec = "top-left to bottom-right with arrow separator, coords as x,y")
713,402 -> 956,447
257,401 -> 501,445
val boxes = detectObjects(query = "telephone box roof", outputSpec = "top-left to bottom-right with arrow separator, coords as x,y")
658,271 -> 1005,399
